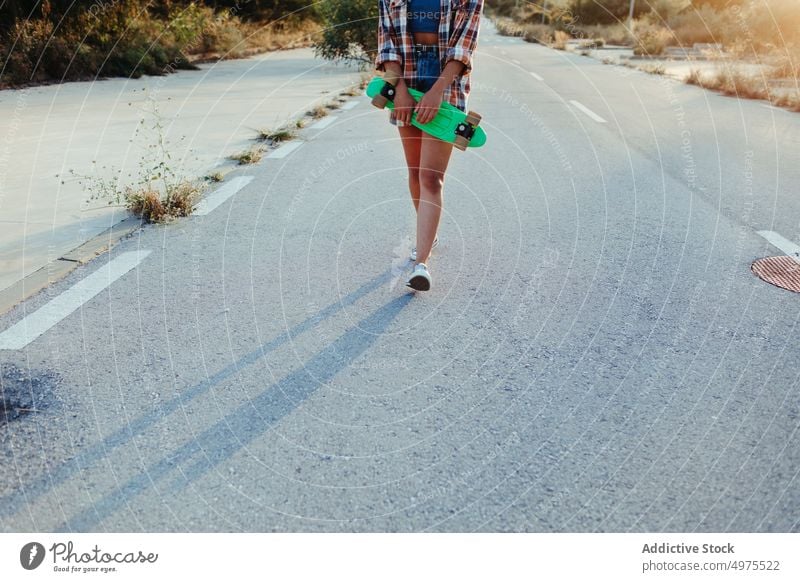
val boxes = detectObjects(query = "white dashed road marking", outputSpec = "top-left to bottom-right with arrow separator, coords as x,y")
530,71 -> 544,81
310,115 -> 338,130
757,231 -> 800,263
569,100 -> 608,123
0,250 -> 152,350
267,141 -> 303,159
193,176 -> 254,216
512,59 -> 520,65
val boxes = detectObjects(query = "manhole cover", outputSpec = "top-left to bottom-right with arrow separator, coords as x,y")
751,256 -> 800,293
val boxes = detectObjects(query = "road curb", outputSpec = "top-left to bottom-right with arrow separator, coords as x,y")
0,78 -> 367,320
0,215 -> 145,318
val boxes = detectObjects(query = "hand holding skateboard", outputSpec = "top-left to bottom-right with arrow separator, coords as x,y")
413,87 -> 443,125
366,73 -> 487,150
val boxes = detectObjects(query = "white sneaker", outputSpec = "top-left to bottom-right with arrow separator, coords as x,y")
406,262 -> 432,291
410,236 -> 439,262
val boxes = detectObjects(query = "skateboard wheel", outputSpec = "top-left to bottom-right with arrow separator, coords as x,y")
454,135 -> 469,151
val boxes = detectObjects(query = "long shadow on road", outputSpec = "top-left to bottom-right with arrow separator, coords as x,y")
0,267 -> 406,530
56,290 -> 411,531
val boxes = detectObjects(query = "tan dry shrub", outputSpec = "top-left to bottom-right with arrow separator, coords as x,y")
552,30 -> 572,50
665,4 -> 738,47
633,24 -> 671,56
128,189 -> 166,223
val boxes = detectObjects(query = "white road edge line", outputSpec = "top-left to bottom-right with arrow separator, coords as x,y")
193,176 -> 254,216
530,71 -> 544,81
569,100 -> 608,123
757,230 -> 800,263
340,100 -> 360,110
512,59 -> 520,65
268,141 -> 303,159
310,115 -> 338,130
0,250 -> 152,350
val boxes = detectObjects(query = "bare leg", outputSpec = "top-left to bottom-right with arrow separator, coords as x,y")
398,125 -> 423,212
415,133 -> 454,264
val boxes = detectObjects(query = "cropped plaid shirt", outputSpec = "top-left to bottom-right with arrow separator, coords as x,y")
375,0 -> 484,112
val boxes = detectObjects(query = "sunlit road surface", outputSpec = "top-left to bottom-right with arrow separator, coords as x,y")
0,22 -> 798,533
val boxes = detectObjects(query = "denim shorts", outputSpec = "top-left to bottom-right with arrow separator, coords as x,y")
390,44 -> 441,127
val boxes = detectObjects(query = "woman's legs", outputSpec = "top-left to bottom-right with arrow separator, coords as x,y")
398,125 -> 423,212
414,132 -> 454,265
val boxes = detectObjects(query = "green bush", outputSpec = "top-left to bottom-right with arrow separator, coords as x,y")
1,18 -> 54,84
314,0 -> 378,64
0,1 -> 255,88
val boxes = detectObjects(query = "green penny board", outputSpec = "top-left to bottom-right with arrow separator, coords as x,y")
366,76 -> 487,148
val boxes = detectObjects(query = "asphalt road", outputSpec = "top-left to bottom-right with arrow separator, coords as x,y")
1,23 -> 798,533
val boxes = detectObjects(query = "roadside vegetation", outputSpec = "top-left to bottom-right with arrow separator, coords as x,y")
487,0 -> 799,111
313,0 -> 378,65
256,126 -> 296,145
0,1 -> 320,89
64,100 -> 205,223
229,146 -> 264,165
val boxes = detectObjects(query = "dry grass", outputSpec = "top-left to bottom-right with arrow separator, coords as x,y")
257,126 -> 296,145
165,182 -> 200,217
205,172 -> 224,183
492,0 -> 800,62
242,19 -> 320,54
229,147 -> 264,165
639,63 -> 666,75
523,26 -> 554,44
633,25 -> 671,56
576,38 -> 604,50
684,66 -> 799,111
494,18 -> 526,38
494,15 -> 628,49
574,23 -> 631,47
552,31 -> 572,51
127,189 -> 165,223
685,68 -> 705,86
307,105 -> 329,119
767,49 -> 800,80
125,180 -> 201,223
708,69 -> 770,99
664,5 -> 737,48
770,92 -> 800,112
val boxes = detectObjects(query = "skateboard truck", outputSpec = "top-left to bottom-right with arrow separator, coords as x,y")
453,111 -> 482,151
380,83 -> 396,101
454,121 -> 475,140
